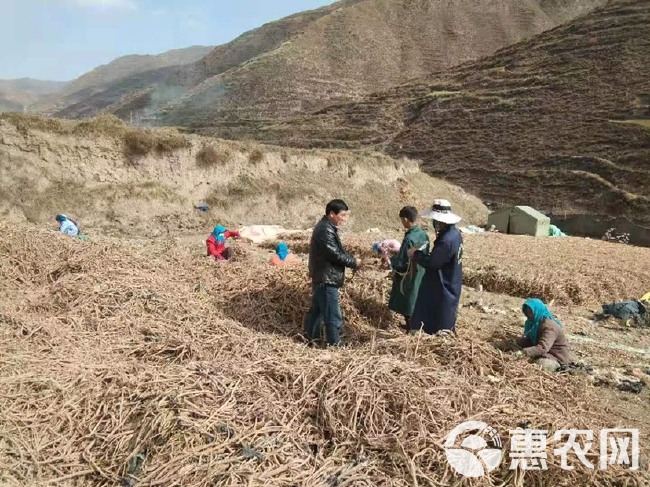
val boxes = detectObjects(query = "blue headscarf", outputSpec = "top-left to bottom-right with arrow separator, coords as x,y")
55,214 -> 67,223
522,298 -> 564,345
276,242 -> 289,261
212,225 -> 227,240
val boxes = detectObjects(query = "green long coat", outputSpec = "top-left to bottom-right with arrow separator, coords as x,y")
388,226 -> 430,317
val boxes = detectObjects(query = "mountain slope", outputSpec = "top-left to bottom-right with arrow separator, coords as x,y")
0,78 -> 67,112
45,9 -> 335,121
41,0 -> 605,123
163,0 -> 606,126
32,46 -> 213,115
239,0 -> 650,226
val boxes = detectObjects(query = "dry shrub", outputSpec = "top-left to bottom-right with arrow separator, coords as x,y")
73,114 -> 126,137
249,148 -> 264,164
154,130 -> 191,153
196,145 -> 231,168
123,129 -> 155,158
0,223 -> 647,486
326,153 -> 345,168
123,128 -> 190,160
204,176 -> 259,209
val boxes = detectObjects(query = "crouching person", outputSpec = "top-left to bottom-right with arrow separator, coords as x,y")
304,199 -> 361,347
56,214 -> 79,237
270,242 -> 301,266
514,298 -> 570,371
206,225 -> 240,260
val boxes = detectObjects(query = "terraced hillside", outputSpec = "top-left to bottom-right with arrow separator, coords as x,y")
235,0 -> 650,226
40,0 -> 605,124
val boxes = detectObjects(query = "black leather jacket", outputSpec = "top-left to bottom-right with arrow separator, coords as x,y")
308,217 -> 357,287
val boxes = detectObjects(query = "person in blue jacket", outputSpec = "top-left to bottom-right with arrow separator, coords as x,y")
55,214 -> 80,237
407,199 -> 463,335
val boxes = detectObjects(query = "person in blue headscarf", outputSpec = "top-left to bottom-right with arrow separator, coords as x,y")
206,224 -> 240,260
55,214 -> 79,237
514,298 -> 570,371
270,241 -> 301,266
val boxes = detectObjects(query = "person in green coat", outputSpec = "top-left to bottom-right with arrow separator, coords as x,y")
388,206 -> 430,331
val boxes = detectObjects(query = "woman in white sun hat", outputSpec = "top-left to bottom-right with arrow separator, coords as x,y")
407,199 -> 463,335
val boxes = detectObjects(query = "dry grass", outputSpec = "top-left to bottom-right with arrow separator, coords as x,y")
426,90 -> 462,98
611,120 -> 650,130
0,222 -> 648,486
0,111 -> 66,136
0,112 -> 190,160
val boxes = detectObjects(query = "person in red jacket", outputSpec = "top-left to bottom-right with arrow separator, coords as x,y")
206,225 -> 240,260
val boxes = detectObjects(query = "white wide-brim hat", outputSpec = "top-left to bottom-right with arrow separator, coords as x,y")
421,199 -> 462,224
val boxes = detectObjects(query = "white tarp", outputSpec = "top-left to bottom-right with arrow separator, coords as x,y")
239,225 -> 304,244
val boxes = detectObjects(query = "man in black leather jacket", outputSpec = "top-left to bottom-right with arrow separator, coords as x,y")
304,199 -> 361,346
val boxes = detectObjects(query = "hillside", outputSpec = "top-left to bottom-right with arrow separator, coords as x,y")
236,0 -> 650,226
39,0 -> 605,124
32,46 -> 213,116
0,114 -> 487,237
0,78 -> 67,112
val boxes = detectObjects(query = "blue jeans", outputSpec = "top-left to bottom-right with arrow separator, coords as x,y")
304,284 -> 343,346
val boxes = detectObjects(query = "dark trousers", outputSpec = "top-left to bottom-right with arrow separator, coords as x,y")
304,283 -> 343,346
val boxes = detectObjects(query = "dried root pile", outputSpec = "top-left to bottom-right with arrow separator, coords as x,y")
272,232 -> 650,305
463,233 -> 650,305
0,223 -> 648,486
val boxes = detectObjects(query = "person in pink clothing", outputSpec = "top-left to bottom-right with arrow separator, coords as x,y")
372,239 -> 401,267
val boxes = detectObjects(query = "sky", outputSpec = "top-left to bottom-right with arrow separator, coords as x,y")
0,0 -> 337,81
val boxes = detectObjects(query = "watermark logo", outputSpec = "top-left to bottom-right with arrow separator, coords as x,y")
445,422 -> 639,477
444,421 -> 503,478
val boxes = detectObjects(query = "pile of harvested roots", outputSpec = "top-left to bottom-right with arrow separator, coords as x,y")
271,231 -> 650,305
0,223 -> 648,486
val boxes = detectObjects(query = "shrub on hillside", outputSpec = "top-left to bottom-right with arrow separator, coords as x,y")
248,149 -> 264,164
123,130 -> 155,158
154,131 -> 191,153
196,145 -> 231,168
123,128 -> 190,160
73,114 -> 126,137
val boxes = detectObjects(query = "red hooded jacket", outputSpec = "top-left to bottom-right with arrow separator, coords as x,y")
206,230 -> 240,259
